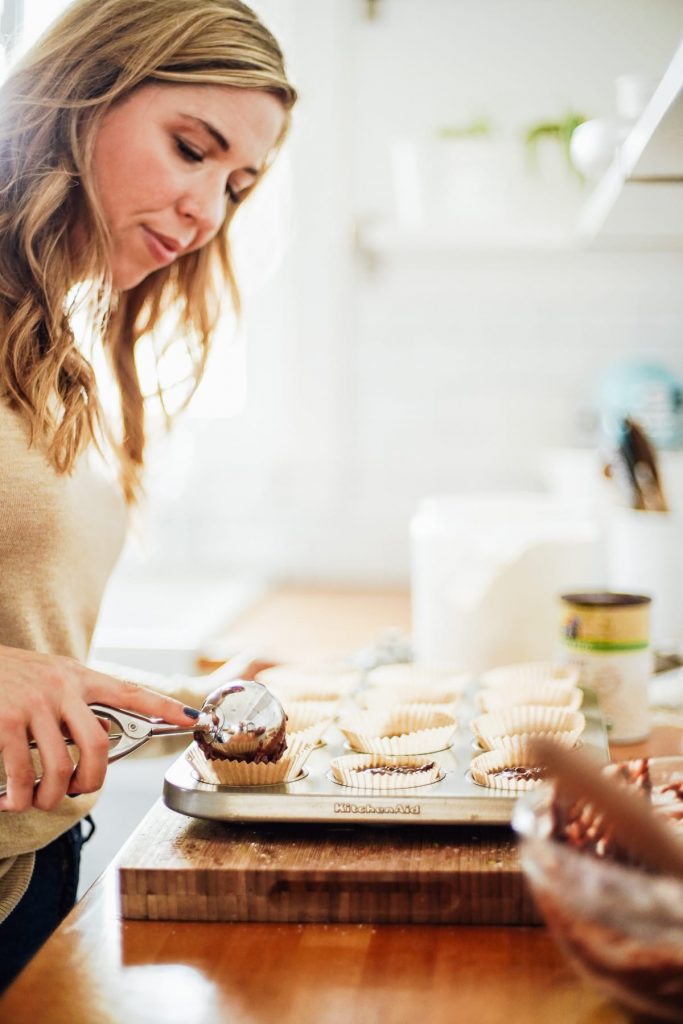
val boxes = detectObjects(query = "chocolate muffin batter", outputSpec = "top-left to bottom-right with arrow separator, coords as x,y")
489,765 -> 546,783
350,761 -> 436,777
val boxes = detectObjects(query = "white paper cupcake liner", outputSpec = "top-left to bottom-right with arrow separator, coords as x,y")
482,731 -> 580,760
471,706 -> 585,751
186,734 -> 314,786
470,746 -> 547,792
256,663 -> 360,696
288,723 -> 328,747
338,708 -> 457,755
283,699 -> 339,732
366,664 -> 472,692
479,661 -> 580,689
330,754 -> 443,791
477,681 -> 583,713
286,714 -> 333,748
358,686 -> 463,714
283,700 -> 336,747
377,700 -> 461,720
265,684 -> 345,705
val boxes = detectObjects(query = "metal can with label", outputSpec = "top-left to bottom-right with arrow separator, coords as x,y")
559,592 -> 652,743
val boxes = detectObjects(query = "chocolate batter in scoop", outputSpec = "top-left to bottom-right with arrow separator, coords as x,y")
193,680 -> 288,764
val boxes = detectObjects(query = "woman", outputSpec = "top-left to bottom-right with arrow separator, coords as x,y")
0,0 -> 296,987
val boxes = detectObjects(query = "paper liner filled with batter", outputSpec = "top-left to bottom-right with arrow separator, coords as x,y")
330,753 -> 443,791
470,746 -> 548,792
338,707 -> 457,755
186,734 -> 314,786
471,706 -> 585,752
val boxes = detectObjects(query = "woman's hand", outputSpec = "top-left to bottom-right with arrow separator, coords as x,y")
0,645 -> 199,813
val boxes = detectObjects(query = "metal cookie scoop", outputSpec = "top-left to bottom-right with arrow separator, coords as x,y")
0,680 -> 288,794
191,680 -> 288,764
98,678 -> 287,763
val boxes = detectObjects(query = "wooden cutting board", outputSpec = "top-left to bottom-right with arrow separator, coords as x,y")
118,800 -> 541,925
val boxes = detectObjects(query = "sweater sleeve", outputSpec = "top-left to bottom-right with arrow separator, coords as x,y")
0,852 -> 35,924
0,790 -> 98,924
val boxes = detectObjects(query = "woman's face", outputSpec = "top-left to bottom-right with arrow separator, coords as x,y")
90,83 -> 285,290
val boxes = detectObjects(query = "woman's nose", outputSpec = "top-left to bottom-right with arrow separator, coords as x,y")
176,181 -> 226,241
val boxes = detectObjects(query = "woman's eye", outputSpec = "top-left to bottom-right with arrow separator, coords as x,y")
175,137 -> 203,163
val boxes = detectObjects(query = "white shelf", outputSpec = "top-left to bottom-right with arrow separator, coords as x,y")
355,221 -> 582,259
579,36 -> 683,245
579,177 -> 683,247
623,37 -> 683,180
358,37 -> 683,260
354,218 -> 683,260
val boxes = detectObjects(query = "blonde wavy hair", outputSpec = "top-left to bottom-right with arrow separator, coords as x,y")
0,0 -> 296,501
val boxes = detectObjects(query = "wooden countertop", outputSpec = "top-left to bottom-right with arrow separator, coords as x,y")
0,873 -> 627,1024
0,586 -> 676,1024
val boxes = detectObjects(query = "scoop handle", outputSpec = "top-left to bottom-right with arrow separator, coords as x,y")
0,728 -> 119,796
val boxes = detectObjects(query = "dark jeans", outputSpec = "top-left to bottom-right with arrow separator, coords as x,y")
0,814 -> 94,993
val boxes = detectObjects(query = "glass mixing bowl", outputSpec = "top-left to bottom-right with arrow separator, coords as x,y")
512,758 -> 683,1022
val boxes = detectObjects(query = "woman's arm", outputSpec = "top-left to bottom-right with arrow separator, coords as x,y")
88,651 -> 277,711
0,645 -> 199,814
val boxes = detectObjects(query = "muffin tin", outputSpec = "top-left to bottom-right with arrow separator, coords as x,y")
163,678 -> 610,826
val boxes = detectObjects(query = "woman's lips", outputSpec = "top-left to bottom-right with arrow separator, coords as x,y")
141,225 -> 180,265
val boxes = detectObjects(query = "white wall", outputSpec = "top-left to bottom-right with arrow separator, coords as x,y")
120,0 -> 683,587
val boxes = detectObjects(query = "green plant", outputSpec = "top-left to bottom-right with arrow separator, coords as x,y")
524,110 -> 588,178
437,119 -> 492,140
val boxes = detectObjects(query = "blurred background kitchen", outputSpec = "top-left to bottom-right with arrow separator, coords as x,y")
4,0 -> 683,884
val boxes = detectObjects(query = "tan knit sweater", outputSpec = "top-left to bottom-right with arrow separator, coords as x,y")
0,399 -> 128,921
